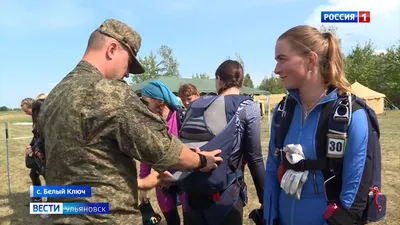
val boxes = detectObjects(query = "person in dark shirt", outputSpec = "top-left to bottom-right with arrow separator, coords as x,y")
184,60 -> 265,225
21,97 -> 42,204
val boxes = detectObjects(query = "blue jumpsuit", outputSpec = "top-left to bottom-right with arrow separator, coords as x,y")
263,89 -> 369,225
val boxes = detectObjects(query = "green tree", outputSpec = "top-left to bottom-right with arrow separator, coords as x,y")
378,40 -> 400,107
130,45 -> 180,85
192,73 -> 209,79
0,106 -> 10,111
243,73 -> 254,88
258,73 -> 285,94
158,45 -> 180,77
344,39 -> 400,107
131,51 -> 162,84
344,40 -> 382,86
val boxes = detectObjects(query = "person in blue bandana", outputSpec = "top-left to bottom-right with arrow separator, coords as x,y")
139,80 -> 188,225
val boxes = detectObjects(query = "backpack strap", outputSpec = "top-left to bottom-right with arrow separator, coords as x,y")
273,94 -> 297,160
176,107 -> 186,131
316,93 -> 352,202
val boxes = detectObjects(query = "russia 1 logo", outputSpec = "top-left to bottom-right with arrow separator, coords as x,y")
358,11 -> 371,23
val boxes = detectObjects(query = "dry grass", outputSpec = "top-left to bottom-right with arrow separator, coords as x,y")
0,110 -> 399,225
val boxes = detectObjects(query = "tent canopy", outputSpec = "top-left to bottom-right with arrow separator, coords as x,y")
131,76 -> 270,95
351,81 -> 386,99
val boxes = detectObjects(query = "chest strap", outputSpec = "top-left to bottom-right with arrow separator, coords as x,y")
282,156 -> 330,172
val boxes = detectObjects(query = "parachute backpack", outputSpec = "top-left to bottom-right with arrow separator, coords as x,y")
173,94 -> 250,196
32,135 -> 46,176
274,89 -> 386,224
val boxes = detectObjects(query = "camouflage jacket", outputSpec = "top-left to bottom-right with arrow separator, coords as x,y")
38,61 -> 183,224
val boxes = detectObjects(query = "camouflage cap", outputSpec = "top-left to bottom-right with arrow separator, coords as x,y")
98,19 -> 145,74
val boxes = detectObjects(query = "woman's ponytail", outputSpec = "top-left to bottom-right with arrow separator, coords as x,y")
323,32 -> 351,94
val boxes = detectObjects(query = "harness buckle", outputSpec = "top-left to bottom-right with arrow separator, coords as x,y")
333,93 -> 353,125
277,94 -> 289,117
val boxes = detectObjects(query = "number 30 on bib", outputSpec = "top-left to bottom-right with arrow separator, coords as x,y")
326,133 -> 347,158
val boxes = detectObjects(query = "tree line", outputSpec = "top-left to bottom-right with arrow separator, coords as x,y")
134,26 -> 399,108
0,106 -> 21,111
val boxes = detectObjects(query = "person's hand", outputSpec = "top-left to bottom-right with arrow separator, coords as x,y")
195,148 -> 223,172
138,171 -> 174,190
25,147 -> 32,155
159,171 -> 173,187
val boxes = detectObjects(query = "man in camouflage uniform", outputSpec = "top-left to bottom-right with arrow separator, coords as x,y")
38,18 -> 222,224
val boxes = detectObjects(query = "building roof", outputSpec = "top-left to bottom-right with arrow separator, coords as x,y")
351,81 -> 386,99
131,76 -> 270,95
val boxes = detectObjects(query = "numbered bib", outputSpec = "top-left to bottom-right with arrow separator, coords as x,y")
326,133 -> 347,158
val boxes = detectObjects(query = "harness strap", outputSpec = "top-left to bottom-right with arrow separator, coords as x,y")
282,157 -> 330,171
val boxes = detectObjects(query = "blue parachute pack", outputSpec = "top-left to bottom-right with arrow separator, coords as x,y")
174,94 -> 250,225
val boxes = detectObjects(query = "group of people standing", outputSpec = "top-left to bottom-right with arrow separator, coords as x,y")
21,18 -> 381,225
136,59 -> 265,225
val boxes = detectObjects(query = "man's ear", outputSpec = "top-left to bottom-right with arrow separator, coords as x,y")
106,42 -> 118,60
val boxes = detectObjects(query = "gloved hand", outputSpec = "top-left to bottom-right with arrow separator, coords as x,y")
280,144 -> 309,200
283,144 -> 305,163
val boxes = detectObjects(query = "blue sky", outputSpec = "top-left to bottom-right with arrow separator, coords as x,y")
1,0 -> 399,108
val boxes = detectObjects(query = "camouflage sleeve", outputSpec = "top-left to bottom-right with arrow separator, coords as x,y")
95,79 -> 183,172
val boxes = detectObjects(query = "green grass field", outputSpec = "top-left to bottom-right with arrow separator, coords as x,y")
0,110 -> 399,225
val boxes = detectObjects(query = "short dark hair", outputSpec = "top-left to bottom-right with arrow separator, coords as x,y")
87,30 -> 107,50
21,98 -> 34,108
215,60 -> 244,94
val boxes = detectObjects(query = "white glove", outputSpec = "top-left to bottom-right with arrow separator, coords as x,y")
280,169 -> 309,200
280,144 -> 309,200
283,144 -> 305,163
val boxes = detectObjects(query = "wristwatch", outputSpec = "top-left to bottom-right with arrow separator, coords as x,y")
197,153 -> 207,169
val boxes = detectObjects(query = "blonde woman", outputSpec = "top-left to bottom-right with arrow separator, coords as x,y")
264,25 -> 373,225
